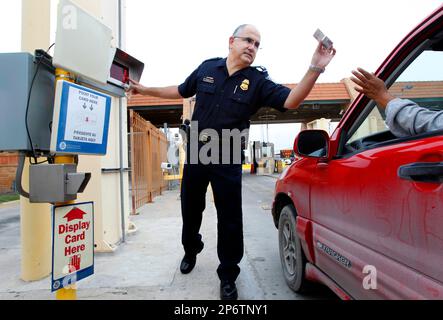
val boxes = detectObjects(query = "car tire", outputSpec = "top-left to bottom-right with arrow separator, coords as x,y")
278,204 -> 311,293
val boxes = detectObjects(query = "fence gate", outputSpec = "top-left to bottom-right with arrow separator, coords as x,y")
129,110 -> 168,214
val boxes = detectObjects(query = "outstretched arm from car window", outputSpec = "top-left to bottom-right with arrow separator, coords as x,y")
351,67 -> 443,137
350,68 -> 395,108
385,99 -> 443,137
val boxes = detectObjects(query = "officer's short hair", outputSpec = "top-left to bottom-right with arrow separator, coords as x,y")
233,24 -> 249,36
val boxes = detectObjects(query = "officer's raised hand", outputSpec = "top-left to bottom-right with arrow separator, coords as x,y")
125,78 -> 145,99
125,78 -> 181,100
283,42 -> 336,109
310,42 -> 336,72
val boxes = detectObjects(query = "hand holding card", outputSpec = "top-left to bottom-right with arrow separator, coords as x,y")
313,28 -> 333,50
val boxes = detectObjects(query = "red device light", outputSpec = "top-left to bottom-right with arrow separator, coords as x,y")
110,62 -> 129,84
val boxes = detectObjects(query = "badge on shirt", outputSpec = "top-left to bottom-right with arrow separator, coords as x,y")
240,79 -> 249,91
203,76 -> 215,84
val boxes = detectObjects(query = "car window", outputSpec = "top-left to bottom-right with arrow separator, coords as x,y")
345,41 -> 443,151
391,50 -> 443,111
347,105 -> 389,145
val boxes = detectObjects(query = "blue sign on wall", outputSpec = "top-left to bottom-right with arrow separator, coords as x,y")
51,81 -> 112,155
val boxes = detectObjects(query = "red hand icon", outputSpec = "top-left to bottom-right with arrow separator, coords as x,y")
69,255 -> 81,271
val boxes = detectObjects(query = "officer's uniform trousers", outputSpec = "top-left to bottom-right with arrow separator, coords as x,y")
181,147 -> 243,282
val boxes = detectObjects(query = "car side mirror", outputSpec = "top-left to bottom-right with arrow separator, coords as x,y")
294,130 -> 330,159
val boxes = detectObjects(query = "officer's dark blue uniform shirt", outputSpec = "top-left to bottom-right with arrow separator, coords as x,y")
178,57 -> 290,133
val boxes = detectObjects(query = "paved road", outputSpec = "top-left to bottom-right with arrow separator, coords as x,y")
0,175 -> 335,300
0,201 -> 21,261
241,174 -> 335,300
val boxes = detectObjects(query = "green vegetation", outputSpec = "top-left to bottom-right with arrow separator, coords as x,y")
0,194 -> 20,204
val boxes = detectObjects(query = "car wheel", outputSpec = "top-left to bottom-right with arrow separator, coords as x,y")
278,204 -> 311,293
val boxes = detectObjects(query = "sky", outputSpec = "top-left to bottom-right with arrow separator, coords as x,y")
124,0 -> 443,85
1,0 -> 442,152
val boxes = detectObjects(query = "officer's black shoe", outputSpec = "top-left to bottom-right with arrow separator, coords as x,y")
180,242 -> 204,274
220,280 -> 238,300
180,255 -> 196,274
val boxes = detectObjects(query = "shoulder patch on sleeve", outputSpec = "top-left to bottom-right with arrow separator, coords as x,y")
253,65 -> 271,79
254,65 -> 267,73
203,57 -> 223,63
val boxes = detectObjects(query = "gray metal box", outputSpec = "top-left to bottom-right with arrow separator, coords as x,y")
29,163 -> 91,203
29,164 -> 76,203
0,53 -> 55,152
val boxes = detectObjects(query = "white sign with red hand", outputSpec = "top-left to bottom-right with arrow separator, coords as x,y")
52,202 -> 94,292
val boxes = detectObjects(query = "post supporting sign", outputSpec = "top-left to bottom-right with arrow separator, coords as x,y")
52,202 -> 94,292
51,81 -> 112,155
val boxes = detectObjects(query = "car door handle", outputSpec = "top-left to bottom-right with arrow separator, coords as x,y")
398,162 -> 443,184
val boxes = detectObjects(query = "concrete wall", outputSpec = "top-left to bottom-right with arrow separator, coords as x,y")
20,0 -> 53,281
21,0 -> 51,54
342,78 -> 360,103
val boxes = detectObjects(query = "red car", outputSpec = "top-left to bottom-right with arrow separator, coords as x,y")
272,5 -> 443,299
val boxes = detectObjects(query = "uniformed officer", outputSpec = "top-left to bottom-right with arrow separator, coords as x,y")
127,24 -> 336,300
